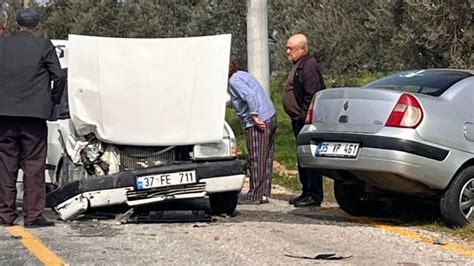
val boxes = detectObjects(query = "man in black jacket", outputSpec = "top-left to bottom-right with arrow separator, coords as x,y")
0,9 -> 66,227
282,34 -> 326,207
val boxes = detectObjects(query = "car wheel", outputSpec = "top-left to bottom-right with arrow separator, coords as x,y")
334,180 -> 386,216
440,166 -> 474,227
209,191 -> 238,215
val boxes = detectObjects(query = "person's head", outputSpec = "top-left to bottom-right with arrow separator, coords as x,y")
286,34 -> 308,62
0,10 -> 7,36
16,9 -> 40,33
229,59 -> 239,78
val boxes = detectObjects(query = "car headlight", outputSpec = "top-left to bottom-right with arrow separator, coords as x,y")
83,141 -> 104,162
193,123 -> 238,160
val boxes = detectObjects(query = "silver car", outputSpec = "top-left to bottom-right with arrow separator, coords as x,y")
297,69 -> 474,227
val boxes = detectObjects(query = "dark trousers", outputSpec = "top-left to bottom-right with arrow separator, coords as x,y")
0,116 -> 47,223
291,118 -> 323,202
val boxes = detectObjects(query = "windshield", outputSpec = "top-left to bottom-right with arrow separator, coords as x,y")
363,70 -> 472,96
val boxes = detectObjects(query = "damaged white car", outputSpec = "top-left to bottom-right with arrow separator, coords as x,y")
43,35 -> 246,221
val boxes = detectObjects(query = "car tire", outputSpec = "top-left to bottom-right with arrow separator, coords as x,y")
209,191 -> 238,215
440,166 -> 474,227
334,180 -> 386,216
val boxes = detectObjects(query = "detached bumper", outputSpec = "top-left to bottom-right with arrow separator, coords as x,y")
47,160 -> 246,220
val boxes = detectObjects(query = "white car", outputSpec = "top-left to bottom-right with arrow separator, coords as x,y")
42,35 -> 246,221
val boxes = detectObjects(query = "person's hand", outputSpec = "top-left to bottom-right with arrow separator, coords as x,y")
251,115 -> 266,130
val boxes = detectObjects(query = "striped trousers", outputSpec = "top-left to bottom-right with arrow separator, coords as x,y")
245,116 -> 277,201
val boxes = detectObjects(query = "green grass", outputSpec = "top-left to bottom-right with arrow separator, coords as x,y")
379,202 -> 474,241
422,223 -> 474,241
272,173 -> 301,191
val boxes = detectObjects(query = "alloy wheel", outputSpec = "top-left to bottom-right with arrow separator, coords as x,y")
459,178 -> 474,220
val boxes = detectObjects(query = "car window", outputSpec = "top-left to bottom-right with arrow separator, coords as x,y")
363,70 -> 472,96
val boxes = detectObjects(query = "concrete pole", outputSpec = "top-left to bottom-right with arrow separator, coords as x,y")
24,0 -> 30,8
246,0 -> 270,95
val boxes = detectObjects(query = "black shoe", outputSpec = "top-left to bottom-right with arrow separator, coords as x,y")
289,193 -> 307,205
238,198 -> 261,205
0,215 -> 18,227
294,196 -> 321,208
24,216 -> 55,228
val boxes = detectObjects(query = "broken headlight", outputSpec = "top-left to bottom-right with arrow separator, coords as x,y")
80,134 -> 109,176
83,142 -> 104,162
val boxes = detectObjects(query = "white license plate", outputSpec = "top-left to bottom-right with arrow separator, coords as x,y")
316,142 -> 359,158
136,170 -> 196,190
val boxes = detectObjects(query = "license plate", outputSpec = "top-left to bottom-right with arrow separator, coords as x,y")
136,170 -> 196,190
316,142 -> 359,158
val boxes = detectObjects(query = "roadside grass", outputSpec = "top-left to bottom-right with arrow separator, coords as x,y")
226,71 -> 474,240
422,222 -> 474,241
379,201 -> 474,241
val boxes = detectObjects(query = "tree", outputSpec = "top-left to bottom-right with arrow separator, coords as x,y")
4,0 -> 468,76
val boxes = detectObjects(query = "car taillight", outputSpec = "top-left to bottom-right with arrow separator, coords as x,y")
305,96 -> 316,124
385,93 -> 424,128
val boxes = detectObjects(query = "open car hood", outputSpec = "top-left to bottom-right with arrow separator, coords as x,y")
67,34 -> 231,146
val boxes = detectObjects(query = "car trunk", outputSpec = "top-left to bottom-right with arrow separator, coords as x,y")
312,87 -> 403,134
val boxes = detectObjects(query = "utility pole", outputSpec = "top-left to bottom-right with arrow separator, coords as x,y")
246,0 -> 270,95
24,0 -> 30,8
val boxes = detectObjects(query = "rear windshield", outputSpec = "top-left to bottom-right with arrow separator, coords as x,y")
363,70 -> 472,96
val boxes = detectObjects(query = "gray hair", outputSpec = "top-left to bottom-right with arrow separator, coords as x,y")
0,10 -> 7,24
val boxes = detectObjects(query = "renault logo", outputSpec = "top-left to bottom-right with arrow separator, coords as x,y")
343,101 -> 349,111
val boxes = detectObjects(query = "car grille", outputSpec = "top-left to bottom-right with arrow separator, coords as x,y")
118,146 -> 175,170
126,183 -> 206,200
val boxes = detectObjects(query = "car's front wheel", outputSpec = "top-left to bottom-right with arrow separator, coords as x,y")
209,191 -> 238,215
440,166 -> 474,227
334,181 -> 386,216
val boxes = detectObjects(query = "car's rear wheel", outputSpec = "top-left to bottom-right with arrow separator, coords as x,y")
209,191 -> 238,215
334,180 -> 386,216
440,166 -> 474,227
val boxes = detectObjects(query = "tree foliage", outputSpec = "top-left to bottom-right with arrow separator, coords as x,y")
1,0 -> 471,75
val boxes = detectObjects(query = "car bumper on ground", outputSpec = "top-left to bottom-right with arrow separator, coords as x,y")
47,160 -> 246,220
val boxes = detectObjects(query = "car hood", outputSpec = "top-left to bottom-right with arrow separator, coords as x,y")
67,34 -> 231,146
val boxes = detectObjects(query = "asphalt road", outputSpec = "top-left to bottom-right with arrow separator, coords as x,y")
0,198 -> 472,265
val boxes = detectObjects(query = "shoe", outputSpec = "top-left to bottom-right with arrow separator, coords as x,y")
289,193 -> 307,205
24,216 -> 55,228
0,215 -> 18,227
238,198 -> 261,205
294,196 -> 321,208
261,196 -> 270,204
